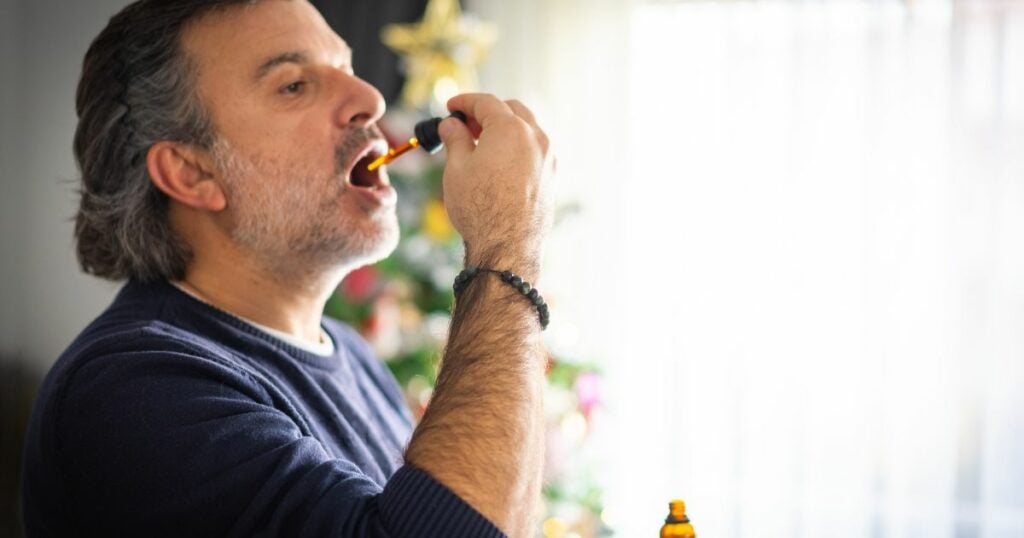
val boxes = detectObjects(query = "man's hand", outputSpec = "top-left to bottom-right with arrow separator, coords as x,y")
437,94 -> 556,282
403,94 -> 555,537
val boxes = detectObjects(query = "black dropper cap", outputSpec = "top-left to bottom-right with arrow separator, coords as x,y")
413,111 -> 468,154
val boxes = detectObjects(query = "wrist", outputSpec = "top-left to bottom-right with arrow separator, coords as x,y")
464,243 -> 541,282
453,266 -> 550,330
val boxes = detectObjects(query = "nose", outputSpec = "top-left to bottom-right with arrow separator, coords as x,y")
332,71 -> 386,129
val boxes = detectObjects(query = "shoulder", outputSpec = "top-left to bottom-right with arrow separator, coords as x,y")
33,314 -> 276,462
23,325 -> 330,536
32,321 -> 273,464
30,315 -> 305,476
53,317 -> 263,397
53,279 -> 273,394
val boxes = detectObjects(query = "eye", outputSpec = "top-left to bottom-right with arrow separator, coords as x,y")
280,80 -> 306,95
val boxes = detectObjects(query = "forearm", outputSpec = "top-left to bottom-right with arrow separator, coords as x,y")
404,257 -> 547,537
406,93 -> 555,536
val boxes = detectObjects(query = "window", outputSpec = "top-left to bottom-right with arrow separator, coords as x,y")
475,0 -> 1024,535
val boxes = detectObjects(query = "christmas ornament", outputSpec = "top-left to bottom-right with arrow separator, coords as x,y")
381,0 -> 497,111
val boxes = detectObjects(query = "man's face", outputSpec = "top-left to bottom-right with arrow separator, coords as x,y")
183,0 -> 398,277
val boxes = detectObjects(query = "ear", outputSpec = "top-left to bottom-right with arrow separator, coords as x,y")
146,141 -> 226,211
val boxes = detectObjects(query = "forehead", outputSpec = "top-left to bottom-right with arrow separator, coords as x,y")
182,0 -> 351,87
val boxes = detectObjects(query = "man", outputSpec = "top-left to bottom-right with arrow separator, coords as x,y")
20,0 -> 555,536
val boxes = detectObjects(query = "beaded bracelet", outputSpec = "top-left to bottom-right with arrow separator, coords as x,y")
453,266 -> 550,330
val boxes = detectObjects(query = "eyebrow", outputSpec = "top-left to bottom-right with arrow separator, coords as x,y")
253,51 -> 310,84
252,47 -> 354,84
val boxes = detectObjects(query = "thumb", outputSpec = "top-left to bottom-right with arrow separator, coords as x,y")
438,116 -> 474,161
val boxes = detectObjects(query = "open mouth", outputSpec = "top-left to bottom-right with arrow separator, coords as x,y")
347,141 -> 389,189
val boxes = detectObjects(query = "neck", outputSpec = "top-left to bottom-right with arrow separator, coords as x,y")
180,249 -> 347,345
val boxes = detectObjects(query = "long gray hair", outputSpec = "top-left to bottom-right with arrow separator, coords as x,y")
74,0 -> 254,281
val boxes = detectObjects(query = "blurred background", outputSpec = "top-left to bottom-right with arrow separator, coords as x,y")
2,0 -> 1023,536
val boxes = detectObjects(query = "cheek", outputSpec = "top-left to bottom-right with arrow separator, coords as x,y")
261,149 -> 325,185
285,139 -> 341,178
284,119 -> 337,163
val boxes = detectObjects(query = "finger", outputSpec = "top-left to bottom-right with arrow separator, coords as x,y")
505,99 -> 549,150
437,115 -> 475,161
449,109 -> 483,139
504,99 -> 540,130
447,93 -> 516,132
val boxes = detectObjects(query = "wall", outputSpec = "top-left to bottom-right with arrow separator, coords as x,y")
0,0 -> 131,374
1,1 -> 131,534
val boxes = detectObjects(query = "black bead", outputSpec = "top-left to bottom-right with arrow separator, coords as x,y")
511,276 -> 523,287
519,282 -> 532,294
501,271 -> 514,281
527,289 -> 540,301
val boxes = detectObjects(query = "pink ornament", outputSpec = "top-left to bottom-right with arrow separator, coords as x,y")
364,293 -> 402,359
575,371 -> 602,416
342,266 -> 378,301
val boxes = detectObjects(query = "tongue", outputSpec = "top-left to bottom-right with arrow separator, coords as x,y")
351,157 -> 376,187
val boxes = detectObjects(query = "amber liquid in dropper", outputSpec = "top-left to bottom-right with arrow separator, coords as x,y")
367,137 -> 421,171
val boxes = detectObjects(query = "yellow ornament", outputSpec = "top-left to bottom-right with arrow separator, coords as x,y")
381,0 -> 497,110
542,516 -> 569,538
422,198 -> 455,243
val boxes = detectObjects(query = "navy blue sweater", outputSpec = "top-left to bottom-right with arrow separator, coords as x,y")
21,280 -> 505,537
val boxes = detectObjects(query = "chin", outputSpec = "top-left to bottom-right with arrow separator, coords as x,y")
340,216 -> 401,270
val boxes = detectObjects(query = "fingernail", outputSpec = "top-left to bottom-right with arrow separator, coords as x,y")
438,118 -> 455,138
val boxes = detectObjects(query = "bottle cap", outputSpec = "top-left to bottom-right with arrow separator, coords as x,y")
413,111 -> 467,154
665,499 -> 689,523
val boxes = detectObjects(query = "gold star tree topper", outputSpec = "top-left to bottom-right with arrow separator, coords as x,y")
382,0 -> 497,111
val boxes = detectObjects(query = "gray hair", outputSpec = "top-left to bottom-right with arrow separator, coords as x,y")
73,0 -> 255,281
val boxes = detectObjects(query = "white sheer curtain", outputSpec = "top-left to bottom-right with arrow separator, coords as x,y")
469,0 -> 1024,536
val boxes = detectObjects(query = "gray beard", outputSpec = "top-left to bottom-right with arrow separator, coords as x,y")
210,135 -> 400,283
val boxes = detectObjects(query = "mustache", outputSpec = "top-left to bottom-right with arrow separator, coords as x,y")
336,124 -> 386,173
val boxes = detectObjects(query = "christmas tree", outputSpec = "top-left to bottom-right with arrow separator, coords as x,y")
325,1 -> 610,535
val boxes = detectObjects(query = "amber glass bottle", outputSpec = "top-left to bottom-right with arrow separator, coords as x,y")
659,499 -> 696,538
